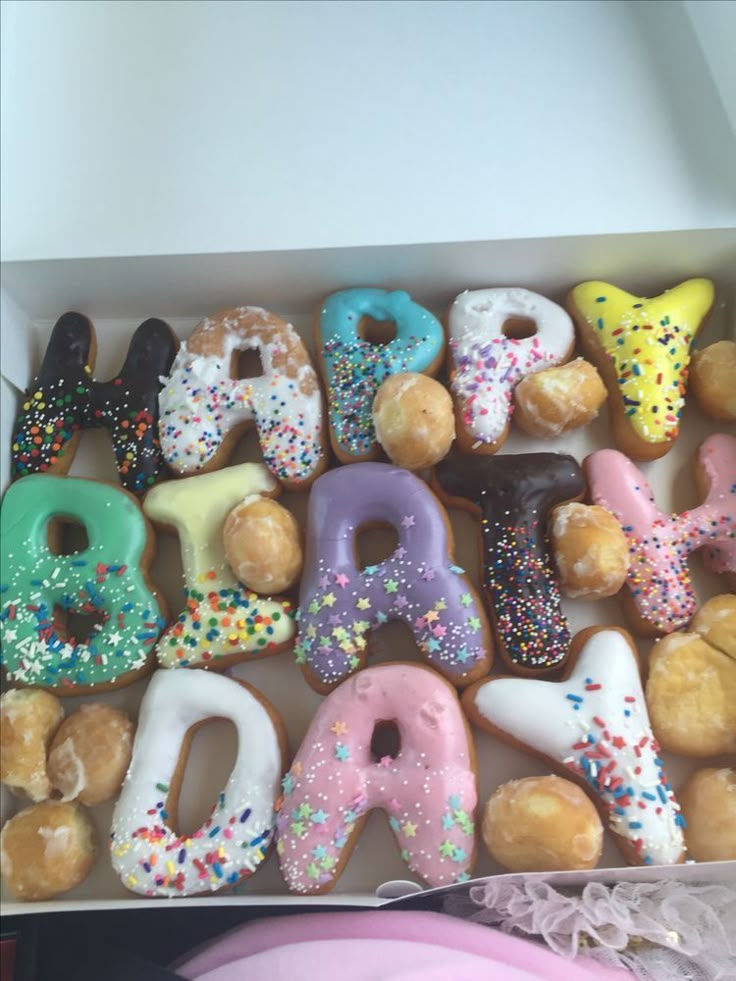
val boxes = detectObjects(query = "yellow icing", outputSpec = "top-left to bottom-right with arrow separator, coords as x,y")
571,279 -> 714,444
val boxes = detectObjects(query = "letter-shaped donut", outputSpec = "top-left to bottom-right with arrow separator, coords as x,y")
433,452 -> 585,675
143,463 -> 296,670
448,287 -> 574,453
463,628 -> 685,866
586,433 -> 736,635
295,462 -> 491,692
568,279 -> 714,460
0,475 -> 165,692
159,307 -> 326,489
12,311 -> 179,495
111,668 -> 285,896
317,288 -> 445,461
277,663 -> 477,893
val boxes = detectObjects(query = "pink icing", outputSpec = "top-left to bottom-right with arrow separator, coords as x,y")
586,433 -> 736,632
276,663 -> 477,893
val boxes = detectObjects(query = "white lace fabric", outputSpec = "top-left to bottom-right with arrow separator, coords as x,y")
444,879 -> 736,981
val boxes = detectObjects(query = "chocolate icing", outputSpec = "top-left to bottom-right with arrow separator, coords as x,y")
434,452 -> 584,673
12,312 -> 178,495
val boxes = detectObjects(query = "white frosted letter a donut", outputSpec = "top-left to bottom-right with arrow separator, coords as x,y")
111,668 -> 284,897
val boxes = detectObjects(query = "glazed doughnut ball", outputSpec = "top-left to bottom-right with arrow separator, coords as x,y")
646,633 -> 736,756
372,373 -> 455,470
689,340 -> 736,421
679,767 -> 736,862
513,358 -> 607,438
551,503 -> 629,599
223,496 -> 302,594
690,594 -> 736,660
47,704 -> 134,806
1,690 -> 63,803
482,775 -> 603,872
0,800 -> 96,900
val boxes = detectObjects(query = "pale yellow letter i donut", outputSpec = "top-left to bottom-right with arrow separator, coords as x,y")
144,463 -> 296,668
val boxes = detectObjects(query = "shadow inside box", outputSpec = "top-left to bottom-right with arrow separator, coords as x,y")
5,903 -> 364,981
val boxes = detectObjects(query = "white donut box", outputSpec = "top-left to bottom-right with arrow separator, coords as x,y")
1,226 -> 734,916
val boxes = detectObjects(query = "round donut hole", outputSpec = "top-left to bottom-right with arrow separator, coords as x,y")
52,605 -> 108,646
47,517 -> 89,556
359,316 -> 398,346
235,348 -> 265,380
355,523 -> 400,571
370,720 -> 401,763
502,316 -> 537,340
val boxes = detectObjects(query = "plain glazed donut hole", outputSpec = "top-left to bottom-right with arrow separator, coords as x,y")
679,767 -> 736,862
47,704 -> 134,806
0,689 -> 63,803
372,373 -> 455,470
513,358 -> 607,438
482,775 -> 603,872
223,496 -> 303,594
551,503 -> 629,600
689,340 -> 736,422
0,800 -> 97,900
690,594 -> 736,659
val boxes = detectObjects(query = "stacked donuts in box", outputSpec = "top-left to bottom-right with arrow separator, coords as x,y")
1,279 -> 734,902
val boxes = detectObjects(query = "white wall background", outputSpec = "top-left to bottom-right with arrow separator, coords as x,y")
1,0 -> 735,262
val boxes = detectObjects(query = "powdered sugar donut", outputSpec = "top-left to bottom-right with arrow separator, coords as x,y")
277,662 -> 477,893
159,307 -> 326,489
448,288 -> 574,453
111,668 -> 285,897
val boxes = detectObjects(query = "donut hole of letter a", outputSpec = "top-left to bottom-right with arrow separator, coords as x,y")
0,475 -> 165,692
295,462 -> 491,692
111,669 -> 284,897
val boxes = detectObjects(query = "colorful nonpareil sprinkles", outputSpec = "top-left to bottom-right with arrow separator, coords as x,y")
434,452 -> 585,673
159,308 -> 324,485
570,279 -> 714,445
11,312 -> 177,495
277,664 -> 476,893
319,288 -> 444,457
448,287 -> 574,445
111,669 -> 282,897
472,630 -> 685,866
0,476 -> 165,689
295,463 -> 489,689
588,434 -> 736,633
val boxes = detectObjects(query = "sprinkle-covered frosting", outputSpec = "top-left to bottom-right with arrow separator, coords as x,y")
471,630 -> 685,866
159,307 -> 324,488
448,288 -> 574,446
434,452 -> 584,673
277,663 -> 476,892
143,464 -> 295,669
0,475 -> 164,690
295,463 -> 490,690
319,289 -> 444,458
586,433 -> 736,633
570,279 -> 714,446
111,669 -> 282,897
12,312 -> 178,495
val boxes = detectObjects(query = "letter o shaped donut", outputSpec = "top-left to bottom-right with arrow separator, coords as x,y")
111,669 -> 285,897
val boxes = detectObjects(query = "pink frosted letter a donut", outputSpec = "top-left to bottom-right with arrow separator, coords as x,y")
276,663 -> 477,893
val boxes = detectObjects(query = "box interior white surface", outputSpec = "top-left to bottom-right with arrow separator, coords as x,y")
1,228 -> 735,915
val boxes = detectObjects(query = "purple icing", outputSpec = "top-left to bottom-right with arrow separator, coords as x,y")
295,463 -> 491,690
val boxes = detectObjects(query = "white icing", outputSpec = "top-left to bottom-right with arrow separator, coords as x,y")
449,288 -> 574,444
143,463 -> 295,668
158,309 -> 324,483
49,738 -> 87,802
473,630 -> 685,866
38,825 -> 72,860
111,669 -> 282,897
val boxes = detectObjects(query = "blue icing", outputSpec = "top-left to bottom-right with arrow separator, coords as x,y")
320,288 -> 444,457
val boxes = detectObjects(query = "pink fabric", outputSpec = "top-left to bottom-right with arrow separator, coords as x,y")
175,910 -> 632,981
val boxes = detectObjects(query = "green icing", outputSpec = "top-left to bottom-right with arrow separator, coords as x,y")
0,475 -> 164,689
